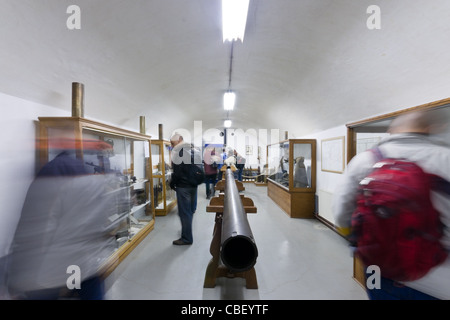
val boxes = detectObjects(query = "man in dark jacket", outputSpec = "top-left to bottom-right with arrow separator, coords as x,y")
169,134 -> 201,245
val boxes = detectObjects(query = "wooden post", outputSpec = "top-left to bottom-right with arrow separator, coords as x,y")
158,123 -> 163,140
139,116 -> 146,134
72,82 -> 84,118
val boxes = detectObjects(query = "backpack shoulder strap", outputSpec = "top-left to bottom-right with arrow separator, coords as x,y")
431,175 -> 450,195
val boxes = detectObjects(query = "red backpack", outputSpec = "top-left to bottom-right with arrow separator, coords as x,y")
351,148 -> 449,282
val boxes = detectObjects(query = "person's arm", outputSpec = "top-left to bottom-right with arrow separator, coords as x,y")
333,151 -> 376,234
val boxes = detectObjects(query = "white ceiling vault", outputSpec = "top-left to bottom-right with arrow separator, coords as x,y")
2,0 -> 450,140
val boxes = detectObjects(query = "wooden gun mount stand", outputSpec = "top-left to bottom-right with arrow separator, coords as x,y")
203,178 -> 258,289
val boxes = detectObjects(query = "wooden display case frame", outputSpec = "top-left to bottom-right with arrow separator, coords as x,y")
151,139 -> 177,216
266,139 -> 317,218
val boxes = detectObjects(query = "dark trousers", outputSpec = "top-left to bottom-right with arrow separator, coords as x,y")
365,274 -> 439,300
176,187 -> 197,244
204,174 -> 217,197
22,276 -> 105,300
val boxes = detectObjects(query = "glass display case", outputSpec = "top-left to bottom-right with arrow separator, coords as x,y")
151,139 -> 177,216
37,116 -> 155,276
266,139 -> 316,218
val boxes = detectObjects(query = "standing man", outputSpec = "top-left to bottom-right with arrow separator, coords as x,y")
203,145 -> 219,199
234,149 -> 246,182
169,133 -> 201,245
216,147 -> 227,181
333,110 -> 450,300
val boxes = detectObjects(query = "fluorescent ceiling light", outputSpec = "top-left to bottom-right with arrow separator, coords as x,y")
222,0 -> 250,42
223,91 -> 236,110
224,120 -> 232,128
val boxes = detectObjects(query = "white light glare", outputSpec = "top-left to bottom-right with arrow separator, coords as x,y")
222,0 -> 250,42
223,91 -> 236,110
224,120 -> 232,128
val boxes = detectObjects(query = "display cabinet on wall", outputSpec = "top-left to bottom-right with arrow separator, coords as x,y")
266,139 -> 317,218
150,139 -> 177,216
37,116 -> 155,277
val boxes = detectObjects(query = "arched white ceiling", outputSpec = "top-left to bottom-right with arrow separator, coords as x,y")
1,0 -> 450,140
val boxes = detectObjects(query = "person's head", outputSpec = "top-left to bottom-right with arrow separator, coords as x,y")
170,133 -> 183,147
388,109 -> 448,135
295,156 -> 305,164
206,145 -> 216,155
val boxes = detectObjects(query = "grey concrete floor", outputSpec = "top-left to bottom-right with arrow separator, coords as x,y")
104,183 -> 367,300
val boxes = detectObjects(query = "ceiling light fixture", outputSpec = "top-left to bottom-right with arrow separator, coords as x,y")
223,91 -> 236,110
222,0 -> 250,42
224,120 -> 232,128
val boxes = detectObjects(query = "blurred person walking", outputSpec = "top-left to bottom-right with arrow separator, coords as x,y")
6,142 -> 125,300
333,110 -> 450,300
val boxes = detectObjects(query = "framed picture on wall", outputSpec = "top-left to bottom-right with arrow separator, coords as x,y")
246,145 -> 253,155
321,136 -> 345,173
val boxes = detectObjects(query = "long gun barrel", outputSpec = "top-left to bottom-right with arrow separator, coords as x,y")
220,167 -> 258,272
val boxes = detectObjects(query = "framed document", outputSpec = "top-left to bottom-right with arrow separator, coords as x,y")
321,136 -> 345,173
